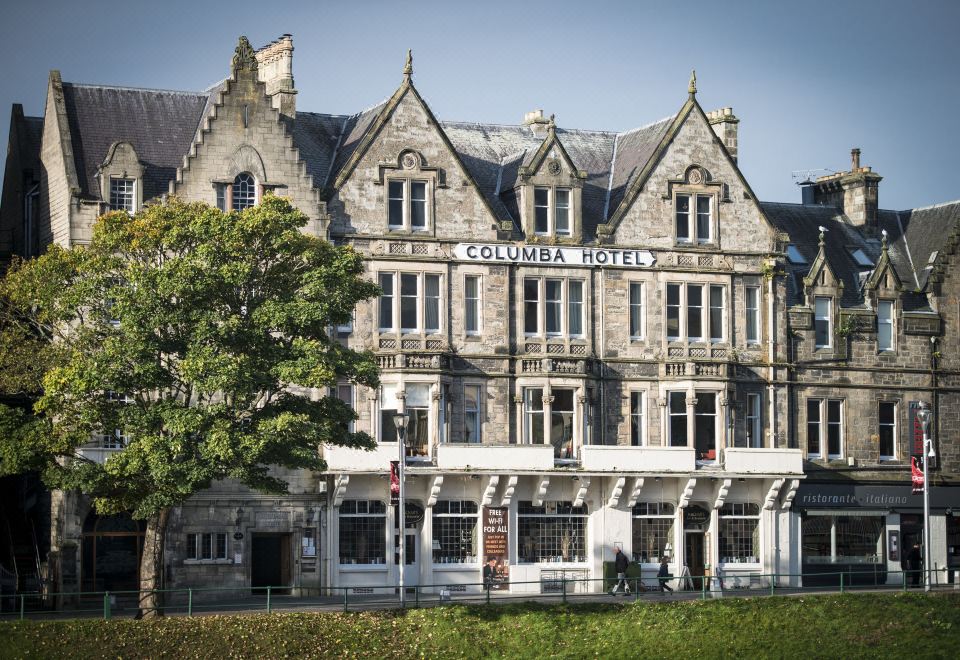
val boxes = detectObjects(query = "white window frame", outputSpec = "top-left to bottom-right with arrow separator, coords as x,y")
522,277 -> 585,338
432,500 -> 479,564
814,297 -> 833,349
463,383 -> 482,443
806,398 -> 844,459
232,172 -> 258,211
629,391 -> 645,446
675,193 -> 713,244
532,186 -> 573,237
877,300 -> 895,352
878,400 -> 897,461
387,178 -> 431,232
377,271 -> 443,334
109,177 -> 136,213
745,285 -> 760,345
464,274 -> 481,336
666,282 -> 727,343
629,281 -> 645,340
523,387 -> 545,444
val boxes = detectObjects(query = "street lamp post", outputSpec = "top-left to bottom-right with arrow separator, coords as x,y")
917,401 -> 936,592
392,411 -> 410,607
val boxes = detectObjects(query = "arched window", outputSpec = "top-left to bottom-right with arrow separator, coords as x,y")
233,172 -> 257,210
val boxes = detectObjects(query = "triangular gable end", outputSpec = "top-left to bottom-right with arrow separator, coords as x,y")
864,238 -> 903,293
598,90 -> 780,243
331,68 -> 507,234
804,233 -> 843,294
518,119 -> 587,183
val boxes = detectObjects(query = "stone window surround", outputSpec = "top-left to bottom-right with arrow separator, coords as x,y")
515,377 -> 586,458
628,279 -> 646,341
519,171 -> 584,243
877,397 -> 899,462
627,388 -> 647,447
97,141 -> 144,213
184,531 -> 229,563
656,382 -> 728,457
376,149 -> 444,237
804,396 -> 844,460
520,273 -> 588,340
532,185 -> 572,238
664,278 -> 729,345
462,270 -> 483,339
876,298 -> 897,354
460,381 -> 484,444
619,381 -> 654,447
665,165 -> 726,250
375,261 -> 447,338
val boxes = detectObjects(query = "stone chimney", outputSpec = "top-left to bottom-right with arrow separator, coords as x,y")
812,148 -> 882,229
706,107 -> 739,162
523,109 -> 551,138
255,34 -> 297,120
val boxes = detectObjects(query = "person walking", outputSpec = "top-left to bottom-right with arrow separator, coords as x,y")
658,555 -> 674,594
609,546 -> 631,596
907,543 -> 922,587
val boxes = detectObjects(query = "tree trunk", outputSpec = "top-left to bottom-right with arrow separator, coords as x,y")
137,507 -> 170,618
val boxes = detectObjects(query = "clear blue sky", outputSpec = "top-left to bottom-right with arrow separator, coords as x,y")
2,0 -> 957,210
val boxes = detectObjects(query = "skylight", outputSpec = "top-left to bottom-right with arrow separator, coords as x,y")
850,248 -> 873,267
786,244 -> 807,264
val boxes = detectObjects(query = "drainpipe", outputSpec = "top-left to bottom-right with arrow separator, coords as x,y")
599,266 -> 606,445
767,271 -> 776,447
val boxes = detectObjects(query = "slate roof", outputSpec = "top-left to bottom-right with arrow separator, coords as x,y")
898,201 -> 960,288
60,84 -> 210,202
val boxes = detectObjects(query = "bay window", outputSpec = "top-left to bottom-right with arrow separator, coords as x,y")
432,500 -> 478,564
807,398 -> 843,458
339,500 -> 386,565
718,503 -> 760,564
518,501 -> 587,564
523,277 -> 585,338
631,502 -> 675,563
666,282 -> 727,342
378,272 -> 442,333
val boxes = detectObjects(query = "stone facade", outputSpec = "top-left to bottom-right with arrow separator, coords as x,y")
2,36 -> 959,597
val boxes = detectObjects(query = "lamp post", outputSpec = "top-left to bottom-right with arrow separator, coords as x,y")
392,411 -> 410,607
917,401 -> 935,592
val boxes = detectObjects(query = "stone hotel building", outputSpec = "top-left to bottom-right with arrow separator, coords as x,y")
2,35 -> 959,596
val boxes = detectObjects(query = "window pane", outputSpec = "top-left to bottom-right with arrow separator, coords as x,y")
687,285 -> 703,340
525,388 -> 544,444
746,393 -> 762,448
676,195 -> 690,241
464,385 -> 480,443
696,195 -> 711,241
695,393 -> 717,459
410,181 -> 427,228
201,533 -> 212,560
555,189 -> 570,234
630,392 -> 643,446
400,274 -> 418,330
545,280 -> 562,335
827,400 -> 842,456
879,401 -> 895,458
388,181 -> 404,227
535,188 -> 549,233
709,285 -> 724,341
109,178 -> 135,212
550,389 -> 575,459
669,391 -> 687,447
746,286 -> 759,343
424,274 -> 440,332
629,282 -> 643,338
524,279 -> 540,334
807,399 -> 821,456
667,283 -> 681,340
378,273 -> 394,330
815,297 -> 831,348
233,173 -> 257,210
465,275 -> 479,334
186,534 -> 197,560
878,301 -> 893,351
567,281 -> 583,336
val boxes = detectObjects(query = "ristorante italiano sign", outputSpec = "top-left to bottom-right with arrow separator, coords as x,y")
453,243 -> 656,268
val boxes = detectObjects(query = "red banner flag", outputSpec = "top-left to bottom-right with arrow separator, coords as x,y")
390,460 -> 400,505
911,456 -> 924,494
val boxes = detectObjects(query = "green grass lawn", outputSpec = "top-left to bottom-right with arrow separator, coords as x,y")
2,593 -> 959,659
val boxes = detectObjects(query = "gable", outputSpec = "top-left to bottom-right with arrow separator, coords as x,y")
602,101 -> 776,252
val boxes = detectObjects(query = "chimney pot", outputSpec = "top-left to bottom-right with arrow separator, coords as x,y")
851,148 -> 861,171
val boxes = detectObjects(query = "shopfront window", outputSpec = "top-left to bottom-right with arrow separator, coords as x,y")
631,502 -> 675,563
801,514 -> 884,564
339,500 -> 386,565
517,501 -> 587,564
432,500 -> 478,564
718,503 -> 760,564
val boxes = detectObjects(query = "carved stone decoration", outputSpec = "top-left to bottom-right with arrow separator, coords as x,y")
687,167 -> 704,185
500,475 -> 518,507
232,36 -> 259,74
533,476 -> 550,506
608,477 -> 626,508
482,475 -> 500,506
401,152 -> 419,170
547,159 -> 562,175
573,477 -> 591,508
626,477 -> 645,508
764,478 -> 785,510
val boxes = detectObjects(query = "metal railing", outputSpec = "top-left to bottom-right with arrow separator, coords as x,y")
1,568 -> 956,622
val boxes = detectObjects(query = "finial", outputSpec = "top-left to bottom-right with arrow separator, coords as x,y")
403,49 -> 413,79
548,113 -> 556,133
688,69 -> 697,96
232,35 -> 258,74
881,228 -> 888,252
818,225 -> 827,247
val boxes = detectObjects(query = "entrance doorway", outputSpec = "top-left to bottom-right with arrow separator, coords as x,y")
251,534 -> 291,594
685,533 -> 705,590
81,512 -> 144,592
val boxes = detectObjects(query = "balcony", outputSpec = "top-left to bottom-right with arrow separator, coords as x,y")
323,442 -> 400,472
723,447 -> 803,475
436,443 -> 554,471
579,445 -> 696,472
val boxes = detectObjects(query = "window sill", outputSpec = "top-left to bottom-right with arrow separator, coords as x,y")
339,564 -> 390,571
184,559 -> 232,565
433,563 -> 480,571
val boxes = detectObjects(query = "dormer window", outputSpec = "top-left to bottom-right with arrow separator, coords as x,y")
850,248 -> 873,268
388,180 -> 429,231
786,244 -> 807,264
676,193 -> 712,244
109,178 -> 136,213
533,187 -> 571,237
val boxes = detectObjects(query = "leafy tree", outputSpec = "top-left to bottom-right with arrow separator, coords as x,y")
0,196 -> 379,616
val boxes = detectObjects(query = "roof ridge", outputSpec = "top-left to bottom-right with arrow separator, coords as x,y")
616,114 -> 675,138
64,82 -> 207,97
899,199 -> 960,213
